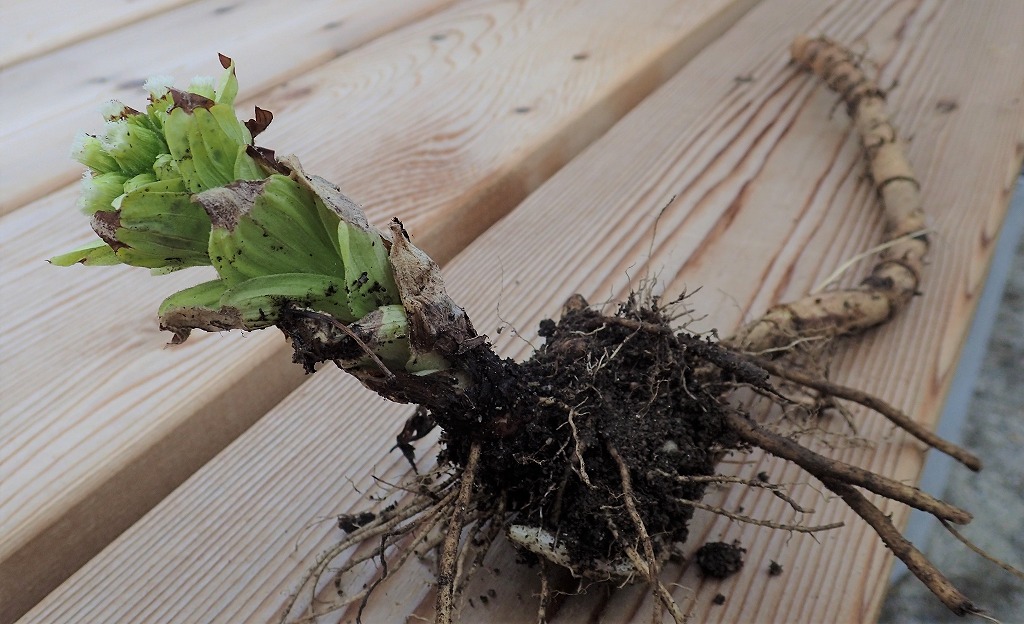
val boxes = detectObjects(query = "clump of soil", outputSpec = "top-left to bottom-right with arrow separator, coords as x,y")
434,292 -> 746,577
281,288 -> 990,624
281,280 -> 995,624
276,36 -> 996,618
695,541 -> 746,579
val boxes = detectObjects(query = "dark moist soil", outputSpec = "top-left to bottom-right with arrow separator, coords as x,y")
695,541 -> 746,579
282,291 -> 762,581
435,293 -> 749,577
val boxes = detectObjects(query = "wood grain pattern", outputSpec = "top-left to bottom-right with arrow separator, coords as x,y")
0,0 -> 759,620
0,0 -> 459,214
18,0 -> 1024,623
0,0 -> 193,68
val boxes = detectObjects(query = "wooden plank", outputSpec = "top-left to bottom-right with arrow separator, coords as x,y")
0,1 -> 759,621
0,0 -> 196,68
0,0 -> 459,214
20,0 -> 1024,622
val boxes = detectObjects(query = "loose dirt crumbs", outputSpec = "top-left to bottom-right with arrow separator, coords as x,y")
696,541 -> 746,579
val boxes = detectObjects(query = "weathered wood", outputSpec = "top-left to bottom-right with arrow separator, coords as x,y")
18,0 -> 1024,622
0,0 -> 759,621
0,0 -> 459,214
0,0 -> 192,68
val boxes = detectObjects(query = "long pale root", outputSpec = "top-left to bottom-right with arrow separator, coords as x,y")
730,35 -> 928,353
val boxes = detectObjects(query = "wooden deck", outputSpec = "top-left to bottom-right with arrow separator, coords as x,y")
2,1 -> 1022,622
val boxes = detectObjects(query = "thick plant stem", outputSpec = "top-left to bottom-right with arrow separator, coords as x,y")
730,35 -> 928,354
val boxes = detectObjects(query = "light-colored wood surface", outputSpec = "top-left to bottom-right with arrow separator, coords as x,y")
0,0 -> 195,68
14,0 -> 1024,623
0,0 -> 760,620
0,0 -> 460,214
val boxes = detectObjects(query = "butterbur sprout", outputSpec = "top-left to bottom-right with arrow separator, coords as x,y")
52,46 -> 1021,624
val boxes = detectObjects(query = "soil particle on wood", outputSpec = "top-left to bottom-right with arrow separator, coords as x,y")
696,541 -> 746,579
337,510 -> 376,533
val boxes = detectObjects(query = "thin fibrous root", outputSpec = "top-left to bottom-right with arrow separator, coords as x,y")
822,479 -> 980,616
465,500 -> 507,577
648,469 -> 814,513
725,412 -> 972,524
436,441 -> 481,624
280,475 -> 456,618
280,487 -> 457,624
588,316 -> 778,396
607,443 -> 684,624
355,535 -> 391,624
329,501 -> 446,580
341,499 -> 458,623
567,406 -> 593,487
746,354 -> 982,470
607,444 -> 657,578
536,560 -> 551,624
812,227 -> 932,294
452,512 -> 489,615
672,497 -> 843,534
614,534 -> 687,624
729,35 -> 928,354
939,519 -> 1024,583
536,561 -> 552,622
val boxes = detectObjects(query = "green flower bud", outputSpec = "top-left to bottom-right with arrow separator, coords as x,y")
101,116 -> 167,176
60,59 -> 269,276
152,153 -> 181,181
123,172 -> 158,194
144,75 -> 174,101
163,103 -> 260,193
186,76 -> 217,100
99,99 -> 139,121
143,77 -> 176,131
55,57 -> 435,363
78,171 -> 128,214
70,132 -> 120,174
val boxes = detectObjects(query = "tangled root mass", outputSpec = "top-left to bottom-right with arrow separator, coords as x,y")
438,293 -> 743,578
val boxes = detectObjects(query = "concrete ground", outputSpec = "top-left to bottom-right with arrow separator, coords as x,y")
880,179 -> 1024,623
